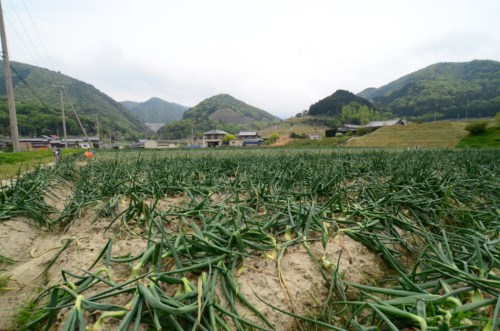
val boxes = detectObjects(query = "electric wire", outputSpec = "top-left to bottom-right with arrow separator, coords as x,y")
6,0 -> 47,69
4,15 -> 39,67
9,63 -> 51,109
21,0 -> 55,71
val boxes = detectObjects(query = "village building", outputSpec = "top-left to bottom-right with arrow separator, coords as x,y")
50,137 -> 100,149
19,137 -> 52,151
18,136 -> 100,151
365,119 -> 407,129
144,140 -> 180,149
236,131 -> 260,140
229,140 -> 243,147
236,131 -> 264,146
203,130 -> 228,147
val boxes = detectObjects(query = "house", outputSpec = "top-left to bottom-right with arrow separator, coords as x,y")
308,133 -> 322,140
50,136 -> 100,149
365,119 -> 407,129
203,130 -> 228,147
235,131 -> 264,146
19,137 -> 52,151
144,140 -> 180,149
237,131 -> 260,140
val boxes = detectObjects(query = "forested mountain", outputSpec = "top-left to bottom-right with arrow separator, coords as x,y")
121,97 -> 188,123
358,60 -> 500,119
0,61 -> 151,139
158,94 -> 278,139
308,90 -> 375,116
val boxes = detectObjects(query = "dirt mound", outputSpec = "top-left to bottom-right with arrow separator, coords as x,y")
0,190 -> 385,330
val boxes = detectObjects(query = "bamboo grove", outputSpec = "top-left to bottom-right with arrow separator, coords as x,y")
1,148 -> 499,330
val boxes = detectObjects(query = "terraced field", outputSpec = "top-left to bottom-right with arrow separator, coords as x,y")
345,122 -> 469,148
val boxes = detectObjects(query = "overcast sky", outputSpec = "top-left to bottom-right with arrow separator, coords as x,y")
3,0 -> 500,118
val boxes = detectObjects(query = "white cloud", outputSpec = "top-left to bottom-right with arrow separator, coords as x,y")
5,0 -> 500,118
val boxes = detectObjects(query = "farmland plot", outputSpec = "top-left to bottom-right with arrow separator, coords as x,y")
0,148 -> 499,330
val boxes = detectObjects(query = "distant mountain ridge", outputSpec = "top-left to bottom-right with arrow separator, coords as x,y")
358,60 -> 500,119
0,61 -> 151,138
158,94 -> 278,139
121,97 -> 188,123
183,94 -> 276,122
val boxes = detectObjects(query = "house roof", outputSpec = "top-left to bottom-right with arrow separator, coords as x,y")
203,130 -> 228,135
237,131 -> 259,136
365,119 -> 406,128
342,124 -> 361,129
20,138 -> 51,142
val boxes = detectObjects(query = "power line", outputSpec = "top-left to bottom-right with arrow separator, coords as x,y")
9,63 -> 51,108
4,15 -> 39,66
6,0 -> 47,68
21,0 -> 55,71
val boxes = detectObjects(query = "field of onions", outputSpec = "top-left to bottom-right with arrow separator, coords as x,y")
0,148 -> 499,330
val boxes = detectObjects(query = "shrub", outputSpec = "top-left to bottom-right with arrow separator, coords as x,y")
269,133 -> 279,142
465,121 -> 488,135
290,132 -> 307,139
325,128 -> 337,137
223,134 -> 236,144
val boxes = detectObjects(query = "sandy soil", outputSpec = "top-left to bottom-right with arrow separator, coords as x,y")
0,190 -> 385,330
272,137 -> 293,147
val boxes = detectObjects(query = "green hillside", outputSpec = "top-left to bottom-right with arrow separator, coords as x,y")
158,94 -> 278,139
344,122 -> 469,148
308,90 -> 375,116
0,61 -> 151,139
121,97 -> 188,123
358,60 -> 500,120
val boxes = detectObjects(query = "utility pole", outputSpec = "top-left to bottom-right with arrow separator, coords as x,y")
95,113 -> 100,148
62,87 -> 93,148
53,86 -> 68,148
0,0 -> 20,152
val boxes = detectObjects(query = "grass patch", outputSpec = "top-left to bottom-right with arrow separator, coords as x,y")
0,149 -> 80,179
14,301 -> 46,330
0,275 -> 10,292
457,126 -> 500,147
0,255 -> 15,272
284,136 -> 350,147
